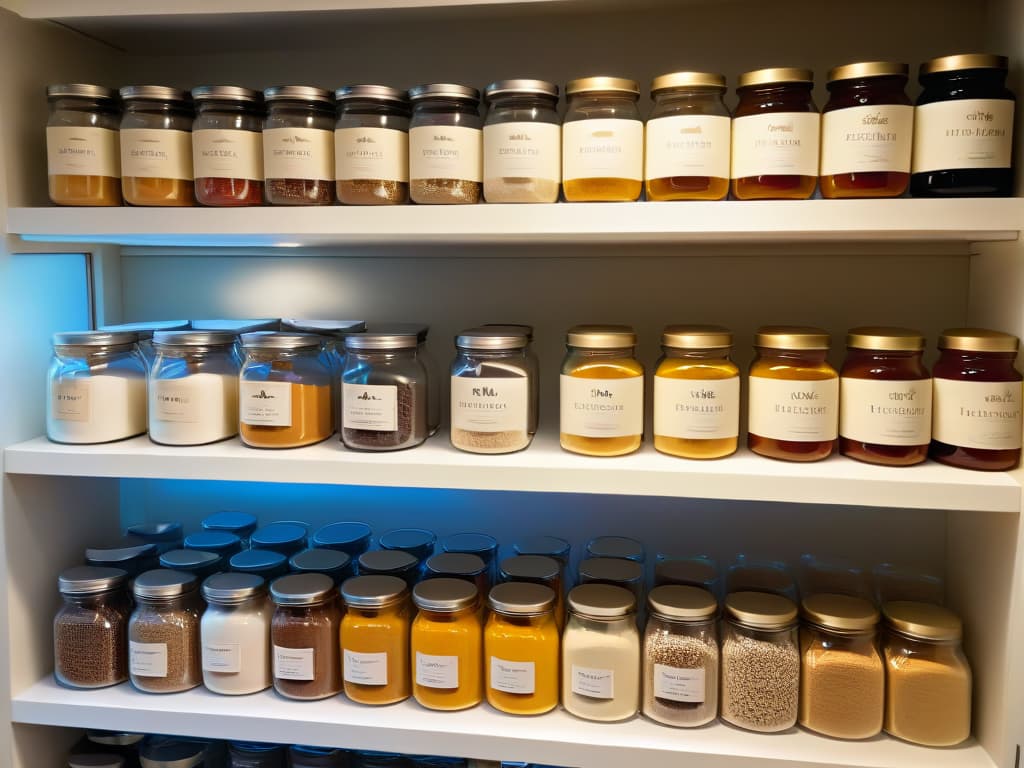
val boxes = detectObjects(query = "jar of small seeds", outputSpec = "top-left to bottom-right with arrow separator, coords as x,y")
408,83 -> 482,204
54,566 -> 131,689
335,85 -> 410,205
128,569 -> 203,693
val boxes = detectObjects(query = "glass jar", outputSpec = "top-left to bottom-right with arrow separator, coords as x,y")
341,574 -> 412,705
408,83 -> 482,204
380,528 -> 436,561
560,325 -> 644,456
184,531 -> 243,559
484,582 -> 560,715
47,331 -> 147,444
748,325 -> 839,461
720,591 -> 800,732
139,740 -> 207,768
732,68 -> 819,200
513,535 -> 570,565
99,320 -> 191,371
821,62 -> 913,199
482,79 -> 561,203
562,77 -> 643,201
289,746 -> 351,768
481,324 -> 539,435
203,510 -> 258,549
262,86 -> 335,205
654,555 -> 719,595
800,593 -> 884,739
335,85 -> 410,205
82,731 -> 144,768
251,521 -> 308,556
645,72 -> 730,201
578,557 -> 645,616
654,325 -> 739,459
239,332 -> 333,448
727,557 -> 799,603
128,569 -> 202,693
228,743 -> 286,768
562,584 -> 640,722
54,566 -> 130,689
931,327 -> 1022,470
883,601 -> 972,746
290,548 -> 352,584
499,555 -> 564,628
312,521 -> 373,556
357,549 -> 420,588
912,54 -> 1015,197
46,84 -> 122,206
450,327 -> 535,454
442,532 -> 499,587
191,85 -> 264,207
119,86 -> 194,206
643,584 -> 719,727
229,550 -> 288,580
160,549 -> 222,581
840,326 -> 931,466
269,573 -> 342,700
424,553 -> 489,598
200,572 -> 272,695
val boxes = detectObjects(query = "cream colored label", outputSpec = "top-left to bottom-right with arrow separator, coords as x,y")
654,663 -> 705,703
274,646 -> 314,681
52,380 -> 90,422
840,377 -> 932,445
451,376 -> 528,433
153,380 -> 200,423
571,665 -> 614,699
654,375 -> 739,440
563,119 -> 644,182
130,641 -> 168,677
343,383 -> 398,432
47,126 -> 120,178
483,122 -> 561,184
933,378 -> 1023,450
645,115 -> 730,181
240,380 -> 292,427
913,99 -> 1014,173
731,112 -> 820,178
120,128 -> 193,180
416,651 -> 459,689
490,656 -> 535,694
344,649 -> 388,685
335,127 -> 408,182
193,129 -> 263,181
264,127 -> 333,180
821,105 -> 913,175
409,125 -> 482,182
748,376 -> 839,441
560,374 -> 643,438
203,642 -> 241,673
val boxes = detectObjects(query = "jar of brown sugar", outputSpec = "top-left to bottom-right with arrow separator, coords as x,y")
54,566 -> 130,689
119,86 -> 195,206
270,573 -> 342,700
408,83 -> 482,204
128,569 -> 203,693
263,86 -> 336,205
335,85 -> 410,205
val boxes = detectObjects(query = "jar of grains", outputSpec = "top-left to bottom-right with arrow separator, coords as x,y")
191,85 -> 265,207
270,573 -> 342,700
54,566 -> 131,689
334,85 -> 410,205
408,83 -> 483,204
341,575 -> 413,705
128,570 -> 203,693
262,86 -> 335,205
200,573 -> 273,695
46,84 -> 122,206
119,86 -> 195,206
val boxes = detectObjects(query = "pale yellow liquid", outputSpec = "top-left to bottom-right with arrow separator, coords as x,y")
654,357 -> 739,459
561,359 -> 643,457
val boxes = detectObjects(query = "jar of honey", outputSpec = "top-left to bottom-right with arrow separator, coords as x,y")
411,578 -> 483,711
46,84 -> 122,206
119,86 -> 195,206
340,575 -> 412,705
191,85 -> 264,206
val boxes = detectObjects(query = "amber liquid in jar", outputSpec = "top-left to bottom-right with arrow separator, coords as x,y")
561,358 -> 644,456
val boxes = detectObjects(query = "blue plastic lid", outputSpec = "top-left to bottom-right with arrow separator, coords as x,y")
251,522 -> 308,555
202,511 -> 258,537
290,548 -> 351,578
379,528 -> 436,559
313,522 -> 372,554
230,549 -> 288,578
443,532 -> 499,561
184,531 -> 242,556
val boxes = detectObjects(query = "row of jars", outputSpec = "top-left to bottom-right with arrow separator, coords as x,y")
45,54 -> 1015,208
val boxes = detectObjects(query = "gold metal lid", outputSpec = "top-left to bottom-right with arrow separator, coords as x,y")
650,71 -> 726,93
755,325 -> 830,350
802,593 -> 879,631
566,324 -> 637,348
568,583 -> 636,618
737,68 -> 814,88
846,326 -> 925,352
662,324 -> 732,349
648,584 -> 718,621
488,581 -> 555,616
827,61 -> 909,83
883,600 -> 962,641
565,76 -> 640,97
725,590 -> 798,629
412,577 -> 478,612
921,54 -> 1009,76
938,327 -> 1019,353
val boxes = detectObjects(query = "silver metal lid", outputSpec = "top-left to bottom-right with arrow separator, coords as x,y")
270,573 -> 336,606
48,84 -> 118,101
413,577 -> 478,611
408,83 -> 480,103
488,582 -> 555,616
87,732 -> 145,746
100,320 -> 190,338
241,331 -> 322,351
588,536 -> 644,561
85,538 -> 159,563
342,574 -> 408,607
579,557 -> 643,584
263,85 -> 333,104
482,323 -> 534,342
425,552 -> 487,577
366,322 -> 429,341
133,568 -> 198,599
568,583 -> 636,618
281,319 -> 367,335
202,572 -> 266,604
455,327 -> 529,351
358,549 -> 419,574
500,555 -> 560,582
335,85 -> 408,104
160,549 -> 221,570
58,566 -> 128,596
153,330 -> 237,347
344,332 -> 419,351
120,85 -> 190,103
484,79 -> 559,100
191,85 -> 262,103
648,584 -> 718,621
53,330 -> 139,347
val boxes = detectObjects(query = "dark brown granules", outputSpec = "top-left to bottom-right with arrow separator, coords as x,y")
270,574 -> 342,700
343,381 -> 425,450
338,179 -> 408,205
265,178 -> 335,205
54,596 -> 130,689
410,178 -> 480,204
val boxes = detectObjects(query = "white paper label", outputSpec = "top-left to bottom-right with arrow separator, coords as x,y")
560,375 -> 643,438
912,99 -> 1014,173
731,112 -> 820,178
416,651 -> 459,689
120,128 -> 193,180
47,126 -> 120,178
654,663 -> 705,703
840,378 -> 932,445
130,641 -> 168,678
193,129 -> 263,181
152,380 -> 200,423
645,115 -> 731,181
451,376 -> 528,433
52,380 -> 90,422
335,127 -> 409,182
654,375 -> 740,440
240,380 -> 292,427
748,376 -> 839,441
571,665 -> 614,699
343,383 -> 398,431
483,122 -> 561,184
202,642 -> 241,673
933,378 -> 1023,450
273,646 -> 315,681
563,119 -> 643,182
489,656 -> 535,694
263,127 -> 334,181
409,125 -> 482,182
344,649 -> 388,685
821,105 -> 914,176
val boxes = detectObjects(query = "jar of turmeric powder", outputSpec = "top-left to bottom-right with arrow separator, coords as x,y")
46,84 -> 122,206
119,86 -> 195,206
411,578 -> 483,711
340,575 -> 412,705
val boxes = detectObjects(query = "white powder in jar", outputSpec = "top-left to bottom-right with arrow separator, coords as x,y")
149,372 -> 239,446
47,370 -> 147,444
201,577 -> 273,695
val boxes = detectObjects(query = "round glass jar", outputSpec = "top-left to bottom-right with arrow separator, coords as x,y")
312,521 -> 373,556
335,85 -> 410,205
288,746 -> 350,768
443,531 -> 500,586
262,86 -> 335,205
99,319 -> 190,371
499,555 -> 563,628
357,549 -> 420,588
930,327 -> 1022,470
654,325 -> 739,459
578,557 -> 645,609
270,573 -> 342,700
653,554 -> 719,593
912,54 -> 1015,197
480,323 -> 539,434
424,553 -> 488,598
560,325 -> 644,456
731,68 -> 819,200
820,62 -> 913,199
139,740 -> 207,768
341,574 -> 412,705
81,731 -> 144,768
128,569 -> 203,693
200,573 -> 272,695
482,79 -> 561,203
408,83 -> 482,204
47,331 -> 147,444
46,84 -> 122,206
54,566 -> 130,689
119,86 -> 195,206
228,743 -> 286,768
380,528 -> 436,561
645,72 -> 730,201
191,85 -> 264,207
839,326 -> 931,466
748,325 -> 839,462
562,77 -> 643,202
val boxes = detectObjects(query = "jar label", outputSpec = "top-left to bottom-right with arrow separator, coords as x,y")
451,376 -> 528,433
653,663 -> 705,703
153,380 -> 200,423
654,375 -> 740,440
489,656 -> 535,694
821,104 -> 914,176
240,380 -> 293,427
274,645 -> 315,681
46,126 -> 120,178
560,374 -> 644,438
120,128 -> 194,181
933,378 -> 1023,450
335,127 -> 409,182
263,127 -> 334,181
912,99 -> 1014,173
409,125 -> 483,182
571,664 -> 614,699
343,383 -> 398,432
202,642 -> 241,673
416,651 -> 459,689
344,649 -> 388,685
840,377 -> 932,445
52,379 -> 90,422
129,641 -> 168,678
731,112 -> 820,179
747,376 -> 839,441
483,121 -> 561,184
193,129 -> 263,181
645,115 -> 731,181
563,119 -> 644,182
